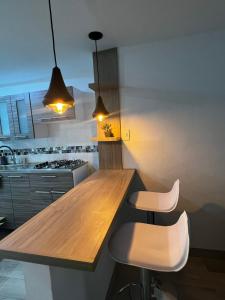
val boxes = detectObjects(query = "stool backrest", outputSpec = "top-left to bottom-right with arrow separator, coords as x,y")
166,179 -> 180,212
169,211 -> 190,272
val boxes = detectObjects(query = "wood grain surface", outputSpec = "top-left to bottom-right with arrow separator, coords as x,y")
92,48 -> 123,169
0,170 -> 135,271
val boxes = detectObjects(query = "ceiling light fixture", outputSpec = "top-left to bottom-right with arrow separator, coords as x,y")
89,31 -> 109,122
43,0 -> 75,115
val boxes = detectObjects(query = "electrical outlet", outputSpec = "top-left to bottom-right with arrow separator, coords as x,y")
122,129 -> 130,141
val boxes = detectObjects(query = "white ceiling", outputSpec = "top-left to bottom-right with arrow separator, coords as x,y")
0,0 -> 225,92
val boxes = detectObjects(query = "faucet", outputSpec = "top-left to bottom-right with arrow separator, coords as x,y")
0,145 -> 16,164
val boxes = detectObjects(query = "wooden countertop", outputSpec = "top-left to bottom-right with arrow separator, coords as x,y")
0,169 -> 135,271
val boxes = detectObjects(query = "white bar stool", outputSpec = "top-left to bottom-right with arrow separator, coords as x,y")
129,180 -> 180,223
109,211 -> 189,300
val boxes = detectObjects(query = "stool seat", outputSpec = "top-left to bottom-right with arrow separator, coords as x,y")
109,211 -> 189,273
129,179 -> 180,213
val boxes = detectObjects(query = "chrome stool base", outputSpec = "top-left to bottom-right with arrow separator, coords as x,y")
113,271 -> 177,300
113,282 -> 143,300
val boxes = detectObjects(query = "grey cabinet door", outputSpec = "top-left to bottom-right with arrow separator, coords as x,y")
0,96 -> 15,140
29,173 -> 74,190
10,93 -> 34,139
9,173 -> 32,227
30,86 -> 75,123
29,172 -> 73,208
1,172 -> 74,228
0,174 -> 14,228
51,190 -> 67,202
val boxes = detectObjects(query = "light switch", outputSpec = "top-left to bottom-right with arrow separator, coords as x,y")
122,129 -> 130,141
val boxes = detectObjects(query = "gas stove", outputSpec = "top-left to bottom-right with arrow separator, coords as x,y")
34,159 -> 86,170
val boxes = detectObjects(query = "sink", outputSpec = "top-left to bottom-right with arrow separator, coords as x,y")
0,164 -> 34,170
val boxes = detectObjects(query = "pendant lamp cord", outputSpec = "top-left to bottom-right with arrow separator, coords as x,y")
48,0 -> 58,67
95,40 -> 101,97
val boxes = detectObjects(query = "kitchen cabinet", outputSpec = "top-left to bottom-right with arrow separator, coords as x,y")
9,174 -> 32,227
29,173 -> 74,190
0,94 -> 34,141
0,171 -> 74,228
10,93 -> 34,139
0,96 -> 15,140
30,173 -> 73,205
0,86 -> 75,141
16,173 -> 73,226
0,174 -> 14,228
30,86 -> 75,124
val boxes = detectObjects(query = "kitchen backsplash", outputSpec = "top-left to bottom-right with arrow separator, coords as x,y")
0,145 -> 98,156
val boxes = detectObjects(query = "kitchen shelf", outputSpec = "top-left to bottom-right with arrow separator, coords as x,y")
88,83 -> 117,92
91,137 -> 121,142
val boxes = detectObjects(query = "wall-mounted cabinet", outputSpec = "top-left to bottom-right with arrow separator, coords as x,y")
10,93 -> 34,139
0,96 -> 15,140
30,86 -> 75,123
0,86 -> 76,141
0,94 -> 34,141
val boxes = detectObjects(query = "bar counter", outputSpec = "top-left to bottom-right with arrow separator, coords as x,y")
0,169 -> 135,271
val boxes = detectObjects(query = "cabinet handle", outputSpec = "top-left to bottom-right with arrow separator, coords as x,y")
14,135 -> 28,139
41,175 -> 57,178
35,191 -> 50,194
39,117 -> 68,122
7,175 -> 22,178
0,136 -> 10,140
51,191 -> 66,194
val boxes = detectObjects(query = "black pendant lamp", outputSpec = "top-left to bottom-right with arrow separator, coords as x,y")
89,31 -> 109,122
43,0 -> 75,114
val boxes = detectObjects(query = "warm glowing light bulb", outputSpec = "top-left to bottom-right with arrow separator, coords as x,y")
47,102 -> 72,114
97,114 -> 105,122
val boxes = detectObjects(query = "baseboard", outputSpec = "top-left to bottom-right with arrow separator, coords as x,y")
190,247 -> 225,259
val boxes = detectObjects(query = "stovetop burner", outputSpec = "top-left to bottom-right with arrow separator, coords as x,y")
34,159 -> 86,170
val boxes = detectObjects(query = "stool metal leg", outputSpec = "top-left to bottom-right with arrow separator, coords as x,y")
128,285 -> 133,300
147,212 -> 151,224
113,282 -> 143,300
147,212 -> 155,224
152,212 -> 155,225
140,268 -> 150,300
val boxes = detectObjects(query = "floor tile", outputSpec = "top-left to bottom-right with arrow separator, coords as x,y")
0,260 -> 24,280
0,260 -> 25,300
0,278 -> 25,299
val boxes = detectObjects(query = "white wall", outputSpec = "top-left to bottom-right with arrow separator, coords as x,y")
119,29 -> 225,250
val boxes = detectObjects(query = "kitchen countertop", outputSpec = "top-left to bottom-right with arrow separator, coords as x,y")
0,169 -> 135,271
0,162 -> 88,173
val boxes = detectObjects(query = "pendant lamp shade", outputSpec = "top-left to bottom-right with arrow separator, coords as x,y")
89,31 -> 109,122
92,95 -> 109,122
43,67 -> 74,114
43,0 -> 75,114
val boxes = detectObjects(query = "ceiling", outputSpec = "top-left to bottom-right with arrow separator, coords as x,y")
0,0 -> 225,92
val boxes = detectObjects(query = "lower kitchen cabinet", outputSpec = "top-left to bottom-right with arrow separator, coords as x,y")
29,173 -> 74,191
29,173 -> 73,216
0,171 -> 74,228
8,173 -> 32,227
0,174 -> 14,228
51,190 -> 67,201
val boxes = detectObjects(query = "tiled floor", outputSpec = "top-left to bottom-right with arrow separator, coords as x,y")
0,259 -> 26,300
